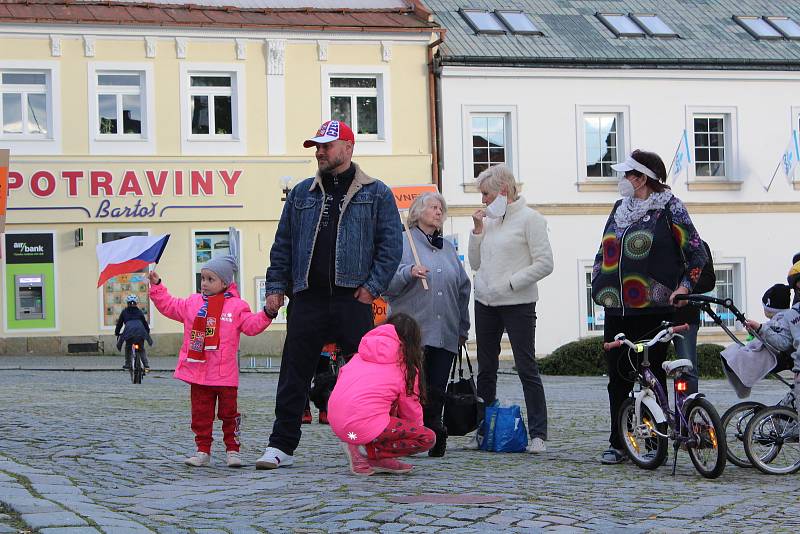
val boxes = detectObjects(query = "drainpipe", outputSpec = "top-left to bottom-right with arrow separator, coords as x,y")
427,29 -> 445,191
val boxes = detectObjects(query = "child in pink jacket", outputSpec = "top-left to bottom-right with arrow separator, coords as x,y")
328,313 -> 436,475
148,255 -> 273,468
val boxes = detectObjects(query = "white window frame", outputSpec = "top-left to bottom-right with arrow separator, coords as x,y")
699,259 -> 746,332
461,104 -> 518,187
88,62 -> 155,155
0,61 -> 61,155
96,229 -> 154,331
686,106 -> 738,181
790,105 -> 800,183
179,63 -> 246,156
321,65 -> 391,155
576,105 -> 630,183
578,260 -> 605,336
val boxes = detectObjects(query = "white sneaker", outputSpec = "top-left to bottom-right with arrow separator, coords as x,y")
184,451 -> 210,467
526,437 -> 546,454
226,450 -> 242,468
255,447 -> 294,470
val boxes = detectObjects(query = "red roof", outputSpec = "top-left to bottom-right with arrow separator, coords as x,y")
0,0 -> 437,32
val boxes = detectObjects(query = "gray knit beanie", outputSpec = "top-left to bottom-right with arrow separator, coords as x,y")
201,255 -> 238,286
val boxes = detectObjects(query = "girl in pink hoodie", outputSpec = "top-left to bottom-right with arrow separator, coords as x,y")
328,313 -> 436,475
148,255 -> 273,468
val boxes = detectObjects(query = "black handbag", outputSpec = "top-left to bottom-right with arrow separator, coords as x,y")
443,346 -> 483,436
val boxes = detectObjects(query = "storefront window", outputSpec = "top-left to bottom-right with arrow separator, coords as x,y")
101,231 -> 150,328
193,230 -> 238,292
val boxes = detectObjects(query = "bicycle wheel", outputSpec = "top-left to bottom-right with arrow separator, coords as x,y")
133,348 -> 143,385
618,397 -> 667,470
721,401 -> 765,468
744,406 -> 800,475
685,397 -> 726,479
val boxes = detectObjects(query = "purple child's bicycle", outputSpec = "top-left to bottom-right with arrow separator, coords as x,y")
605,322 -> 727,479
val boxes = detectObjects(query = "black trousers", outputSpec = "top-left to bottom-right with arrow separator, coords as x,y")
422,346 -> 456,432
603,312 -> 671,450
268,291 -> 373,455
475,301 -> 547,440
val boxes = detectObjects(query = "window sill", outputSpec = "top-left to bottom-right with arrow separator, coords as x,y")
686,180 -> 743,191
576,180 -> 618,192
462,181 -> 523,194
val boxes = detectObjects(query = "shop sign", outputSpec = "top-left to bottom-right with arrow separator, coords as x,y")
4,233 -> 54,264
6,168 -> 243,220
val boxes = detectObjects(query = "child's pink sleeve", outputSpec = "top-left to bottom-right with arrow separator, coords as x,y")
149,283 -> 189,323
396,375 -> 424,427
237,301 -> 272,336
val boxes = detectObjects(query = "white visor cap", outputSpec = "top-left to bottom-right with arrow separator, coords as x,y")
611,156 -> 657,180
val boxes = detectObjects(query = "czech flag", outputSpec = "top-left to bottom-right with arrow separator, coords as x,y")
96,234 -> 170,287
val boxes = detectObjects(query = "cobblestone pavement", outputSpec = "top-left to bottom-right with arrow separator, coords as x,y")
1,370 -> 799,533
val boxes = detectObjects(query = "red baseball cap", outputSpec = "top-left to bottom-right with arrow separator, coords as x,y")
303,120 -> 355,148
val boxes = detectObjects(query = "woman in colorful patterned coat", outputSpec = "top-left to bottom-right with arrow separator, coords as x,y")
591,149 -> 707,465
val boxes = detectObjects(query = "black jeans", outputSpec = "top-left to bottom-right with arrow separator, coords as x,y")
475,301 -> 547,440
422,346 -> 456,432
268,291 -> 373,455
603,312 -> 671,450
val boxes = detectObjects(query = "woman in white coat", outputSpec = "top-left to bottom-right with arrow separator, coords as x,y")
469,164 -> 554,454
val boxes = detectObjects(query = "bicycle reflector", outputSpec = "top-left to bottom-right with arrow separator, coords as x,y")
133,344 -> 140,350
675,380 -> 688,393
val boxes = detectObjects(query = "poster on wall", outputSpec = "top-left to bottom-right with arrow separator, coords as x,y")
194,231 -> 238,292
100,231 -> 149,328
102,272 -> 150,328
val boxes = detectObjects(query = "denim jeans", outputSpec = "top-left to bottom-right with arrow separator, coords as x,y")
672,322 -> 700,395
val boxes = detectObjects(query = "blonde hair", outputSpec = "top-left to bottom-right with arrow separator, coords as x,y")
475,164 -> 518,200
406,191 -> 447,228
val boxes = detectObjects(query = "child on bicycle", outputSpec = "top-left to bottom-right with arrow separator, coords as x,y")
744,282 -> 800,409
327,313 -> 435,476
148,255 -> 274,468
115,294 -> 152,372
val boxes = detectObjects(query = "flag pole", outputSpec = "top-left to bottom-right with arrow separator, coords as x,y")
666,136 -> 683,178
764,159 -> 783,192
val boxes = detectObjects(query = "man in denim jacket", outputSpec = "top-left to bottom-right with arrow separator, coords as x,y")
257,121 -> 403,469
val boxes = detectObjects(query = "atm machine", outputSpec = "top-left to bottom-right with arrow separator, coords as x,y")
15,274 -> 46,320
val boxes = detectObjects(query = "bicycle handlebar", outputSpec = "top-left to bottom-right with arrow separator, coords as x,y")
602,323 -> 688,352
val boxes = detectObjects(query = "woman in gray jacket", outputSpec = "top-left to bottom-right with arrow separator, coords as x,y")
384,192 -> 471,457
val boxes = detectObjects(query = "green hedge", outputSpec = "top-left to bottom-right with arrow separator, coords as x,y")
538,336 -> 726,378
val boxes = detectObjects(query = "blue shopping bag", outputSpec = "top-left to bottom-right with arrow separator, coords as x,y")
478,403 -> 528,453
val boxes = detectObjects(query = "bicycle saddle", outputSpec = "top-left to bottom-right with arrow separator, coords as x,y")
662,359 -> 693,374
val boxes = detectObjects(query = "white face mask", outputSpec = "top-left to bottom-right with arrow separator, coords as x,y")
485,193 -> 508,218
618,178 -> 635,198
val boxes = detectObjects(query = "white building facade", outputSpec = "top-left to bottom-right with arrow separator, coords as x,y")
428,2 -> 800,354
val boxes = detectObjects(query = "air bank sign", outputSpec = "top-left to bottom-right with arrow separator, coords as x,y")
6,168 -> 243,219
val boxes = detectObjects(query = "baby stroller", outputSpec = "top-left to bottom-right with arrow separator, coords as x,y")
677,294 -> 798,474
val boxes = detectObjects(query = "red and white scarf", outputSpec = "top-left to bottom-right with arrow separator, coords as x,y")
187,292 -> 229,362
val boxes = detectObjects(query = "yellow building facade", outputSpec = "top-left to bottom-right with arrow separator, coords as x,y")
0,1 -> 438,355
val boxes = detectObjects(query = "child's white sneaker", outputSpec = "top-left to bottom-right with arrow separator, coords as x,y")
526,437 -> 547,454
226,451 -> 242,468
184,451 -> 210,467
255,447 -> 294,469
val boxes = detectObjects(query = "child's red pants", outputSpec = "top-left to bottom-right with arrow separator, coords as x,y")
365,417 -> 435,459
190,384 -> 240,453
